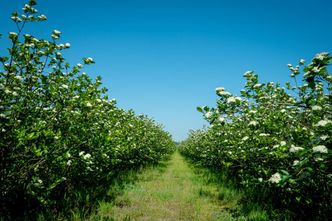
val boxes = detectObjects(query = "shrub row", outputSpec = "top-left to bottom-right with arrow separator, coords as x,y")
179,53 -> 331,220
0,1 -> 175,219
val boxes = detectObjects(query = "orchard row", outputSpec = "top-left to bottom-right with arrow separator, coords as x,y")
0,1 -> 175,219
180,52 -> 331,220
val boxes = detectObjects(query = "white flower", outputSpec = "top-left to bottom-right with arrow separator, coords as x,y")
289,145 -> 304,153
242,136 -> 249,141
86,102 -> 93,107
61,84 -> 69,89
312,145 -> 328,153
65,43 -> 71,48
312,105 -> 322,111
280,109 -> 286,113
315,119 -> 332,127
299,59 -> 305,64
218,91 -> 231,96
37,179 -> 43,184
14,75 -> 23,81
12,91 -> 18,96
248,121 -> 258,126
258,178 -> 263,182
215,87 -> 225,93
268,172 -> 281,184
9,32 -> 18,37
287,64 -> 292,68
259,133 -> 269,137
205,111 -> 213,118
77,63 -> 83,68
79,151 -> 85,156
73,95 -> 79,99
320,135 -> 329,140
67,160 -> 72,166
280,141 -> 286,146
83,153 -> 91,160
315,52 -> 329,60
218,116 -> 225,123
249,110 -> 257,114
38,14 -> 47,20
243,71 -> 253,77
293,160 -> 299,166
227,96 -> 241,104
253,84 -> 262,88
53,30 -> 61,35
312,67 -> 321,73
84,57 -> 94,64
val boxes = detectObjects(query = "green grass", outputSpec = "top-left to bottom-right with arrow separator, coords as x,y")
87,151 -> 269,221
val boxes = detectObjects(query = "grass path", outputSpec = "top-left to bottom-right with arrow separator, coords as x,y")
92,151 -> 241,221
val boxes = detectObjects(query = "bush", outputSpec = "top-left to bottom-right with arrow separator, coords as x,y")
180,53 -> 331,220
0,1 -> 175,219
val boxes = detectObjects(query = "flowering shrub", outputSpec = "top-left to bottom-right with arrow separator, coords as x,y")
180,53 -> 331,219
0,0 -> 174,218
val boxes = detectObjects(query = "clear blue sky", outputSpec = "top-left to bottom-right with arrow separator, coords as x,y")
1,0 -> 332,141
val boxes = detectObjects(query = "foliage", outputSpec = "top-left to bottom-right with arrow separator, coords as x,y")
180,53 -> 331,220
0,1 -> 175,219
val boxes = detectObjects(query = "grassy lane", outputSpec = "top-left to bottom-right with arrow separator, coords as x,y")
91,151 -> 244,221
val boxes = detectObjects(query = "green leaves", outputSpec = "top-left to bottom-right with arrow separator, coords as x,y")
1,0 -> 175,218
180,52 -> 332,220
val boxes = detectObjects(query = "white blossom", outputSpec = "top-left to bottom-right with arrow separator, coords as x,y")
312,105 -> 322,111
67,160 -> 72,166
218,116 -> 225,123
243,71 -> 253,77
289,145 -> 304,153
268,173 -> 281,184
312,67 -> 321,73
227,96 -> 241,103
86,102 -> 93,107
15,76 -> 23,81
53,30 -> 61,35
242,136 -> 249,141
83,153 -> 91,160
65,43 -> 71,48
299,59 -> 305,64
215,87 -> 225,92
61,84 -> 69,89
315,119 -> 332,127
293,160 -> 299,166
205,111 -> 213,118
320,135 -> 329,140
248,121 -> 258,126
315,52 -> 329,61
79,151 -> 85,156
312,145 -> 328,153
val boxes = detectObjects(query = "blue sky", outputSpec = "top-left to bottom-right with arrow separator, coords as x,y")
1,0 -> 332,141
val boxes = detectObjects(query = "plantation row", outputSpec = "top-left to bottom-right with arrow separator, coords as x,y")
179,53 -> 331,220
0,1 -> 175,219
